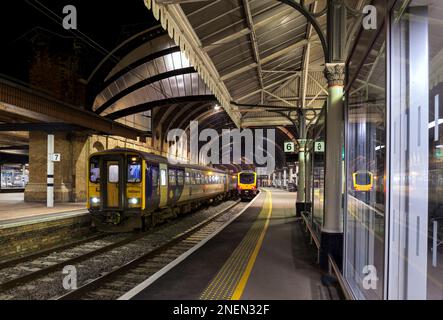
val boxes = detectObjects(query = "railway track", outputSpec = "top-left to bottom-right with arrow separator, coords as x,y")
0,232 -> 149,293
0,199 -> 242,300
58,199 -> 243,300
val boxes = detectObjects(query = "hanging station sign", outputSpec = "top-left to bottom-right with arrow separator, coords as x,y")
284,141 -> 295,153
314,141 -> 325,153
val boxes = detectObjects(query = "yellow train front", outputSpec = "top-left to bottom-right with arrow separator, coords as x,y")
237,171 -> 258,201
87,148 -> 237,232
352,170 -> 374,192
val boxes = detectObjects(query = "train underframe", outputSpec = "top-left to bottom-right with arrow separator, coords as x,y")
239,189 -> 257,201
90,190 -> 238,232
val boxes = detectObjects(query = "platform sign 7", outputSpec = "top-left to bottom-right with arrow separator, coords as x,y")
52,153 -> 61,162
284,142 -> 295,153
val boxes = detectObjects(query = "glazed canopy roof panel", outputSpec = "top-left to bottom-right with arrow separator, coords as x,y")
173,0 -> 329,128
181,0 -> 312,103
93,34 -> 212,116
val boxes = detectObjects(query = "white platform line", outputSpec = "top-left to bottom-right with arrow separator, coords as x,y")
118,191 -> 263,300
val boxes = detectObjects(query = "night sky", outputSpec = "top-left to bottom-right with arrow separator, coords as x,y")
0,0 -> 159,82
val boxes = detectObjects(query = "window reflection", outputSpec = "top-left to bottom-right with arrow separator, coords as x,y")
89,156 -> 100,183
127,156 -> 141,183
345,24 -> 386,300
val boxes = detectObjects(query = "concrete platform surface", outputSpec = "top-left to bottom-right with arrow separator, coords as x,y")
0,193 -> 86,223
130,188 -> 333,300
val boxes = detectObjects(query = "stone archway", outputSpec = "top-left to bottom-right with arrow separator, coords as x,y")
92,141 -> 105,152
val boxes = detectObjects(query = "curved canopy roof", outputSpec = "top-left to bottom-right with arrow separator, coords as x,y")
146,0 -> 369,130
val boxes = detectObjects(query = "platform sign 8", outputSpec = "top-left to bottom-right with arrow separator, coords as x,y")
314,141 -> 325,153
284,142 -> 295,153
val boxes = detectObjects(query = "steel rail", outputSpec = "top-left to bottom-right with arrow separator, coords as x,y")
57,199 -> 242,300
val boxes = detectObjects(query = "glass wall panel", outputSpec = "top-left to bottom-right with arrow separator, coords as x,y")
345,25 -> 386,299
388,0 -> 443,300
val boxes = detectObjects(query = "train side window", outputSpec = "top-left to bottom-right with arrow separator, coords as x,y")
160,169 -> 167,186
196,173 -> 200,185
177,171 -> 184,186
185,172 -> 190,185
89,156 -> 100,183
191,173 -> 196,185
169,169 -> 176,185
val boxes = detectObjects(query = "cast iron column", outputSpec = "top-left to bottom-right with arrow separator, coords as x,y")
296,111 -> 307,216
320,0 -> 347,271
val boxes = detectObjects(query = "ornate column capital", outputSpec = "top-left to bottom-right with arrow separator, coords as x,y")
324,63 -> 346,87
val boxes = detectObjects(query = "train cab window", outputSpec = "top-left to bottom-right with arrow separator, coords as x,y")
185,172 -> 190,185
108,165 -> 119,183
177,171 -> 184,186
239,173 -> 255,184
355,172 -> 371,186
89,156 -> 100,183
169,170 -> 176,185
127,156 -> 141,183
160,169 -> 167,186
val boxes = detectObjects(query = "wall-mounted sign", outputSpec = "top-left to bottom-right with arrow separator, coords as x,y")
314,141 -> 325,153
284,141 -> 295,153
52,153 -> 61,162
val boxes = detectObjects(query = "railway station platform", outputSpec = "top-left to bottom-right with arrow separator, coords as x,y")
123,189 -> 340,300
0,192 -> 86,223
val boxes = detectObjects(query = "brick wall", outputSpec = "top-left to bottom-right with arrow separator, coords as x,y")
0,214 -> 93,261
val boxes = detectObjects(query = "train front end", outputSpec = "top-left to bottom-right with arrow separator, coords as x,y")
237,172 -> 257,201
87,151 -> 145,232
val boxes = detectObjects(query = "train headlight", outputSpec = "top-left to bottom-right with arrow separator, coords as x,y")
129,198 -> 140,205
90,197 -> 100,205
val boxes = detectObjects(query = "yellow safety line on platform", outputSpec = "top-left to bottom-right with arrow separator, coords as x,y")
199,189 -> 272,300
231,190 -> 272,300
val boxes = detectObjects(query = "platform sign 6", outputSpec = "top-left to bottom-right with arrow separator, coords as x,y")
314,141 -> 325,153
52,153 -> 61,162
284,142 -> 295,153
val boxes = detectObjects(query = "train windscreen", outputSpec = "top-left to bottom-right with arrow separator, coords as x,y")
355,172 -> 371,185
127,156 -> 141,183
240,173 -> 255,184
89,156 -> 100,183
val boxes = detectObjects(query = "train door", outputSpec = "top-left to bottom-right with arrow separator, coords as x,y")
146,164 -> 160,209
104,158 -> 123,209
159,163 -> 168,208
